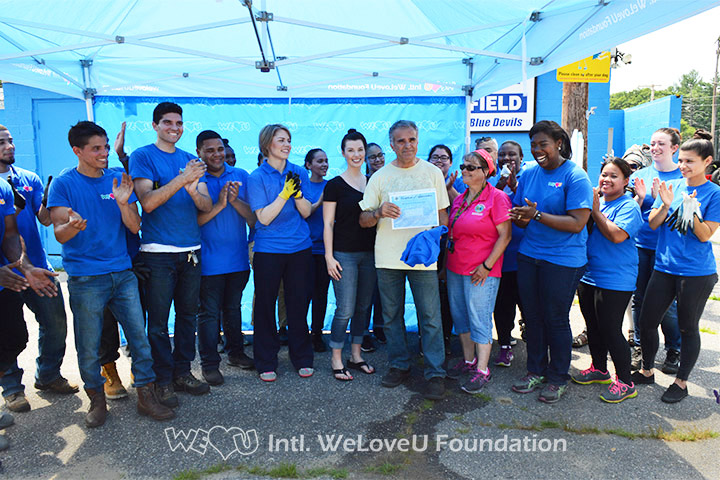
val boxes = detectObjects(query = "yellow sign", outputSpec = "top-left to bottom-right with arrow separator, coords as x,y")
556,51 -> 611,83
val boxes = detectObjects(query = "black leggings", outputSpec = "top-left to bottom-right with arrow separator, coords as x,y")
577,282 -> 633,385
639,270 -> 717,380
310,254 -> 330,335
494,271 -> 525,347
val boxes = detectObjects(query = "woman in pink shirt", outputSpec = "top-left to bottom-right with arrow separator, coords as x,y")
445,149 -> 512,393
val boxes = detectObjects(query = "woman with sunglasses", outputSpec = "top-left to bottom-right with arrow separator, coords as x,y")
445,150 -> 511,393
629,128 -> 683,374
508,120 -> 593,404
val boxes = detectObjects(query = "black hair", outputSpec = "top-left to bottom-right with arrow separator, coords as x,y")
257,152 -> 264,166
428,144 -> 452,162
680,129 -> 714,159
196,130 -> 222,149
341,128 -> 367,152
600,156 -> 633,179
68,121 -> 107,149
304,148 -> 325,169
153,102 -> 183,124
528,120 -> 572,159
222,138 -> 230,146
500,140 -> 524,157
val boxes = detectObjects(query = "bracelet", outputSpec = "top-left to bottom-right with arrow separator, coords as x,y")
482,261 -> 492,271
533,210 -> 542,222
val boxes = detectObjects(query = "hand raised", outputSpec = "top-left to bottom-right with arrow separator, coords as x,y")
658,181 -> 674,207
112,173 -> 134,205
634,178 -> 646,200
114,121 -> 126,158
227,181 -> 240,203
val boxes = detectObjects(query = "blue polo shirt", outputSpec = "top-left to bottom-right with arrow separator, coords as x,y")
630,164 -> 682,250
200,165 -> 251,276
248,160 -> 311,254
501,178 -> 524,273
4,166 -> 51,270
514,160 -> 593,268
305,179 -> 327,255
129,144 -> 202,248
653,180 -> 720,276
47,168 -> 137,276
0,180 -> 16,291
581,195 -> 642,291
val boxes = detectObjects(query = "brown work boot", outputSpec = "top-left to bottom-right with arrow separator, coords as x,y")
101,362 -> 128,400
84,388 -> 107,428
137,383 -> 176,421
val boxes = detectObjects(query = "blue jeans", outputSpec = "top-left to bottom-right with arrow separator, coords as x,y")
447,271 -> 500,345
197,270 -> 250,369
517,254 -> 585,386
67,270 -> 155,390
376,268 -> 445,380
1,280 -> 68,397
329,251 -> 376,349
140,251 -> 202,386
632,247 -> 681,352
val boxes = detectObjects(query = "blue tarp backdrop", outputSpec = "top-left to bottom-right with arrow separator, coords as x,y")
96,95 -> 466,334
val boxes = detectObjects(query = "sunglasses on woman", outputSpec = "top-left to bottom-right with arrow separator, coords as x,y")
460,164 -> 483,172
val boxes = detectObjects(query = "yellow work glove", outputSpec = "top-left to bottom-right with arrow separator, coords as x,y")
278,172 -> 299,200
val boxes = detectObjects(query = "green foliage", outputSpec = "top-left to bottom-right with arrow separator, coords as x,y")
611,69 -> 720,142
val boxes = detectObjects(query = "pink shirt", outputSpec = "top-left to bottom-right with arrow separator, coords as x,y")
447,185 -> 511,277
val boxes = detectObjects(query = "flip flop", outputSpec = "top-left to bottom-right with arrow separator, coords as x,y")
332,368 -> 353,381
347,360 -> 375,375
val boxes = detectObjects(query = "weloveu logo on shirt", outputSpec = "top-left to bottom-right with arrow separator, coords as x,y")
548,182 -> 563,188
100,193 -> 116,200
0,198 -> 5,205
22,186 -> 33,192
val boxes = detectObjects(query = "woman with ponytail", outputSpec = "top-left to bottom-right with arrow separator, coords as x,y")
632,130 -> 720,403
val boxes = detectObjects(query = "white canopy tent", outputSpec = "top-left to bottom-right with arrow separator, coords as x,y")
0,0 -> 717,137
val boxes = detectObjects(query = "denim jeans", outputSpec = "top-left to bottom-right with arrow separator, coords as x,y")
0,289 -> 27,376
517,254 -> 585,386
1,279 -> 68,397
198,270 -> 250,369
376,268 -> 445,379
632,247 -> 681,351
140,251 -> 202,386
253,249 -> 314,373
67,270 -> 155,390
447,271 -> 500,345
329,251 -> 376,349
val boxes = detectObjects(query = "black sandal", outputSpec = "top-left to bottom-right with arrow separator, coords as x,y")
332,367 -> 353,381
347,360 -> 375,375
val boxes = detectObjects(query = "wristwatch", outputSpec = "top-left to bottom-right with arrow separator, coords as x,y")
533,210 -> 542,222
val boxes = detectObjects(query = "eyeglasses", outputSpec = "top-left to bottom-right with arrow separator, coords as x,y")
367,152 -> 385,161
459,164 -> 483,172
430,154 -> 450,162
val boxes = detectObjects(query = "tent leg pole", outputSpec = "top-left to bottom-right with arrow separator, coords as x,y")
85,97 -> 94,122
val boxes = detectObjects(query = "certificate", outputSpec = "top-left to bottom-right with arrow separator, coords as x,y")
389,188 -> 439,230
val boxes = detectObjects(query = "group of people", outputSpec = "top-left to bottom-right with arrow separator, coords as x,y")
0,102 -> 718,448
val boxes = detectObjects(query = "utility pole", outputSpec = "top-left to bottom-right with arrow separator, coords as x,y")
712,35 -> 719,157
639,84 -> 662,102
561,82 -> 588,171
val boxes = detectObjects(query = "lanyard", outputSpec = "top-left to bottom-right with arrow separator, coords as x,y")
448,186 -> 484,242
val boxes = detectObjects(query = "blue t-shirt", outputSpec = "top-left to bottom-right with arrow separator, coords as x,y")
514,160 -> 593,268
629,164 -> 683,250
581,195 -> 642,291
248,160 -> 312,254
47,168 -> 137,276
501,181 -> 524,273
0,180 -> 16,291
200,166 -> 251,276
129,144 -> 202,248
4,167 -> 51,270
305,179 -> 327,255
653,180 -> 720,276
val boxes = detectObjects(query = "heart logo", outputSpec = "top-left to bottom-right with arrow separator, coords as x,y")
243,146 -> 258,155
453,121 -> 464,130
207,426 -> 255,460
424,83 -> 441,93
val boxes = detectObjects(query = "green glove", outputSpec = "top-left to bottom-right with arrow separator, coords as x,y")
279,172 -> 299,200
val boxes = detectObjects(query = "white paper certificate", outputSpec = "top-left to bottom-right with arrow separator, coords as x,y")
389,189 -> 439,230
